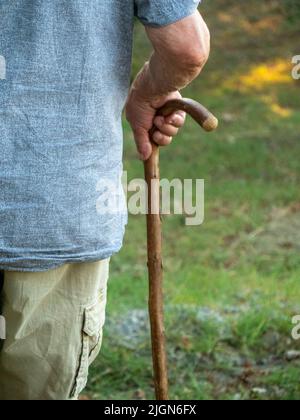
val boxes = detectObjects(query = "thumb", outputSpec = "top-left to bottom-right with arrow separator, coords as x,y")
133,127 -> 153,161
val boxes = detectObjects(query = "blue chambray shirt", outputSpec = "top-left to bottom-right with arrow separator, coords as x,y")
0,0 -> 200,271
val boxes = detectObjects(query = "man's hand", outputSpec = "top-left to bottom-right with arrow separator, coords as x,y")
126,11 -> 210,161
126,77 -> 186,161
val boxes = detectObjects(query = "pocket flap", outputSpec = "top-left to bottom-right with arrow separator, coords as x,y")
83,301 -> 105,337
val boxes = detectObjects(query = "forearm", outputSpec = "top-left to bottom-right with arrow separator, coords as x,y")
132,11 -> 210,100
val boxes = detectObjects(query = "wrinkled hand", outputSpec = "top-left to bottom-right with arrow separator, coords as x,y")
126,88 -> 186,161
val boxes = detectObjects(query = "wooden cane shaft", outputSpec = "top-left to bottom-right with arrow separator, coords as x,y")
144,143 -> 169,400
145,98 -> 217,400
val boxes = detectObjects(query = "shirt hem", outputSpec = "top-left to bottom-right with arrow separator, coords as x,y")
0,245 -> 122,273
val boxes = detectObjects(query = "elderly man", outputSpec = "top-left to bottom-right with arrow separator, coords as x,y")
0,0 -> 210,400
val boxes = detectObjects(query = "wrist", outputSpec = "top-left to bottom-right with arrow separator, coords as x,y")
131,61 -> 176,105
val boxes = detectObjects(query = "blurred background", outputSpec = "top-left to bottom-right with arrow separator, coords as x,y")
87,0 -> 300,400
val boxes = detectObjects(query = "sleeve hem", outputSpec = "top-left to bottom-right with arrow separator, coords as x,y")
138,1 -> 201,29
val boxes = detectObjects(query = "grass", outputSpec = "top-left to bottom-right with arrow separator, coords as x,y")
86,0 -> 300,400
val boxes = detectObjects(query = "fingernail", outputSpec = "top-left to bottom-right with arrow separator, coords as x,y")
173,115 -> 182,124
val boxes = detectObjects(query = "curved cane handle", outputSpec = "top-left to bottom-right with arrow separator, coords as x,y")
156,98 -> 218,132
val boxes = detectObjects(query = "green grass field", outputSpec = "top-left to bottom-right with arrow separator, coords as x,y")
87,0 -> 300,400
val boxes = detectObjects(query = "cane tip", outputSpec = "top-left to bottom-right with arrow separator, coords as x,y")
202,115 -> 219,132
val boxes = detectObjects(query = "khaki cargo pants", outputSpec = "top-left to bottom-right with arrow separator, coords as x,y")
0,259 -> 109,400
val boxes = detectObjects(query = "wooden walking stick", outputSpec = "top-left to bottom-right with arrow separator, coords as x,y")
144,98 -> 218,400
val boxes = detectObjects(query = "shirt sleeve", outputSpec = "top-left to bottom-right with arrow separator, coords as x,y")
134,0 -> 201,28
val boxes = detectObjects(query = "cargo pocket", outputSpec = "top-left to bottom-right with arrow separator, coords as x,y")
70,295 -> 106,398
